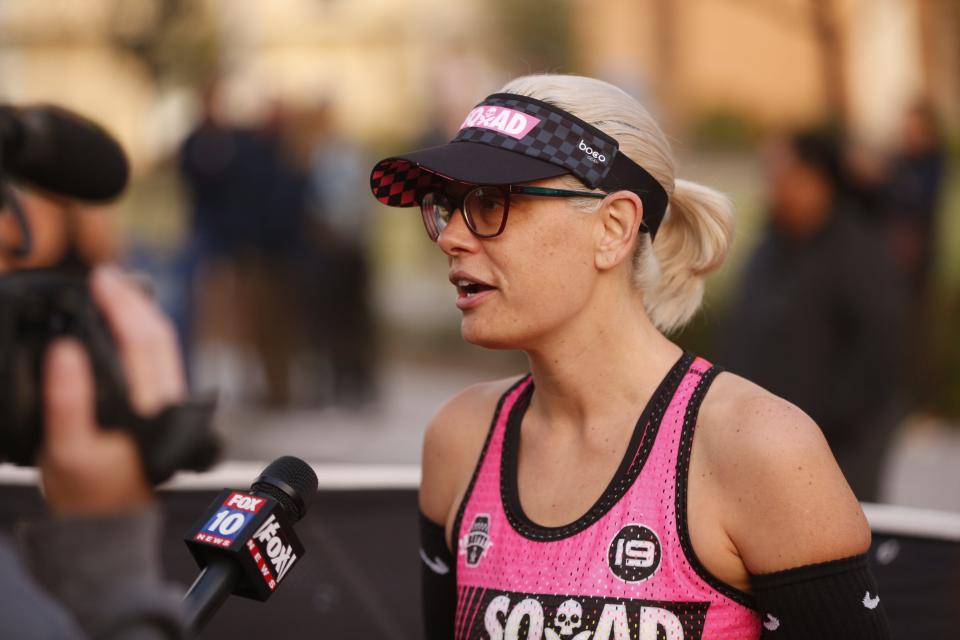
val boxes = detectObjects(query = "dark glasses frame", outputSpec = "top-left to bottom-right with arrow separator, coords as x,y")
420,184 -> 610,241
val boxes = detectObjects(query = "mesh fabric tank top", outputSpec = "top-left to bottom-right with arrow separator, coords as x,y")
452,353 -> 761,640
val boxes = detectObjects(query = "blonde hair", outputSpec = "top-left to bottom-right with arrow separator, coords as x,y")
499,74 -> 734,333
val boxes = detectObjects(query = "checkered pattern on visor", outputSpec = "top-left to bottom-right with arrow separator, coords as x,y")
369,92 -> 670,238
370,159 -> 448,207
454,95 -> 618,190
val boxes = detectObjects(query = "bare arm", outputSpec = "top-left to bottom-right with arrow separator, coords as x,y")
711,384 -> 889,637
701,380 -> 870,575
419,379 -> 514,640
420,379 -> 514,547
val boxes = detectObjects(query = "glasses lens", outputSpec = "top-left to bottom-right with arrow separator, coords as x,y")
464,187 -> 506,236
420,192 -> 452,241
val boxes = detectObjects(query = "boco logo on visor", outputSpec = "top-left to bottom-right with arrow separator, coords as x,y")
459,106 -> 541,140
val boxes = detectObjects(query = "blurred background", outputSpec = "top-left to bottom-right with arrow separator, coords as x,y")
2,0 -> 959,510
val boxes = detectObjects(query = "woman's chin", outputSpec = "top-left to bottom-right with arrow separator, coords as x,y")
460,320 -> 520,351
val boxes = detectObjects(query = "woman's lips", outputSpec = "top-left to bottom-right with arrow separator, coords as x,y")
449,271 -> 496,310
455,285 -> 496,310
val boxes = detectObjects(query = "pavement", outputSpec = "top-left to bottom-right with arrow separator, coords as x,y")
215,359 -> 960,513
215,360 -> 495,465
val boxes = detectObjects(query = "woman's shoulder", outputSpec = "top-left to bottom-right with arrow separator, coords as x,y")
696,371 -> 833,497
696,370 -> 871,572
419,375 -> 525,526
698,370 -> 820,448
424,375 -> 525,455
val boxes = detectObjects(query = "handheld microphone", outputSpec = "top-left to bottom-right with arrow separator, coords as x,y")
0,104 -> 129,202
182,456 -> 319,632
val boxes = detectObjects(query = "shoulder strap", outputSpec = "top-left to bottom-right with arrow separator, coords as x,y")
450,375 -> 532,555
673,362 -> 756,607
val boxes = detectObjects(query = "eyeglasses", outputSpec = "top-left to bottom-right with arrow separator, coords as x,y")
419,185 -> 609,241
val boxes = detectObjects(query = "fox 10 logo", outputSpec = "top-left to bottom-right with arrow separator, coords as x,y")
195,492 -> 267,548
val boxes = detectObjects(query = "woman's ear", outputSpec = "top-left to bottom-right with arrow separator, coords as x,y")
594,191 -> 643,271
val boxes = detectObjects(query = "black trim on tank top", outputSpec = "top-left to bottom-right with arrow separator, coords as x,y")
451,374 -> 532,558
674,365 -> 757,609
501,352 -> 695,541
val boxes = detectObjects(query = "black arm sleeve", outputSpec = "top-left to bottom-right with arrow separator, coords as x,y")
420,512 -> 456,640
751,554 -> 891,639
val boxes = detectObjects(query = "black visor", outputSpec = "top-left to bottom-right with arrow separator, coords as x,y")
370,93 -> 669,238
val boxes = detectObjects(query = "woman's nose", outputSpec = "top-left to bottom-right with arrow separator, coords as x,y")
437,208 -> 479,255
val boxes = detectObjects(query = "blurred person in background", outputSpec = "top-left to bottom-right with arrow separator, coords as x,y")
720,131 -> 909,502
173,83 -> 234,372
0,193 -> 186,638
301,102 -> 377,406
178,88 -> 309,407
842,102 -> 947,406
881,102 -> 947,404
374,75 -> 890,639
882,101 -> 946,301
842,101 -> 946,301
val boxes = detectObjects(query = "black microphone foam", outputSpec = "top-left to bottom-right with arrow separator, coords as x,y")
251,455 -> 318,523
0,104 -> 129,202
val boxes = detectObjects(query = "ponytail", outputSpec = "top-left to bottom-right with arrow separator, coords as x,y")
642,179 -> 734,333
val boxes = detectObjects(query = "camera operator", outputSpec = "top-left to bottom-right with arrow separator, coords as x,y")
0,192 -> 188,639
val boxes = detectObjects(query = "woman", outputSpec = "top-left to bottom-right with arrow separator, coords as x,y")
371,75 -> 889,640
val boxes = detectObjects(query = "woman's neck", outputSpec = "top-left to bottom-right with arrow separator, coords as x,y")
523,289 -> 683,432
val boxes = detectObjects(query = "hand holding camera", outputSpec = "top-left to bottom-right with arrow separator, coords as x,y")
39,265 -> 185,514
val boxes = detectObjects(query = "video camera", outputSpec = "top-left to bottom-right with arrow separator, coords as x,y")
0,104 -> 218,483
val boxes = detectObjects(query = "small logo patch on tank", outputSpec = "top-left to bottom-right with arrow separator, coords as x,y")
460,513 -> 493,567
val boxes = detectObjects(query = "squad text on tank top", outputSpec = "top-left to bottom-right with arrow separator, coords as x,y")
452,353 -> 761,640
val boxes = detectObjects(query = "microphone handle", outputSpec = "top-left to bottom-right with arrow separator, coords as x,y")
182,558 -> 241,633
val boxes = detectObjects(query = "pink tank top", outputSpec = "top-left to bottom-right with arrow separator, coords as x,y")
452,353 -> 761,640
